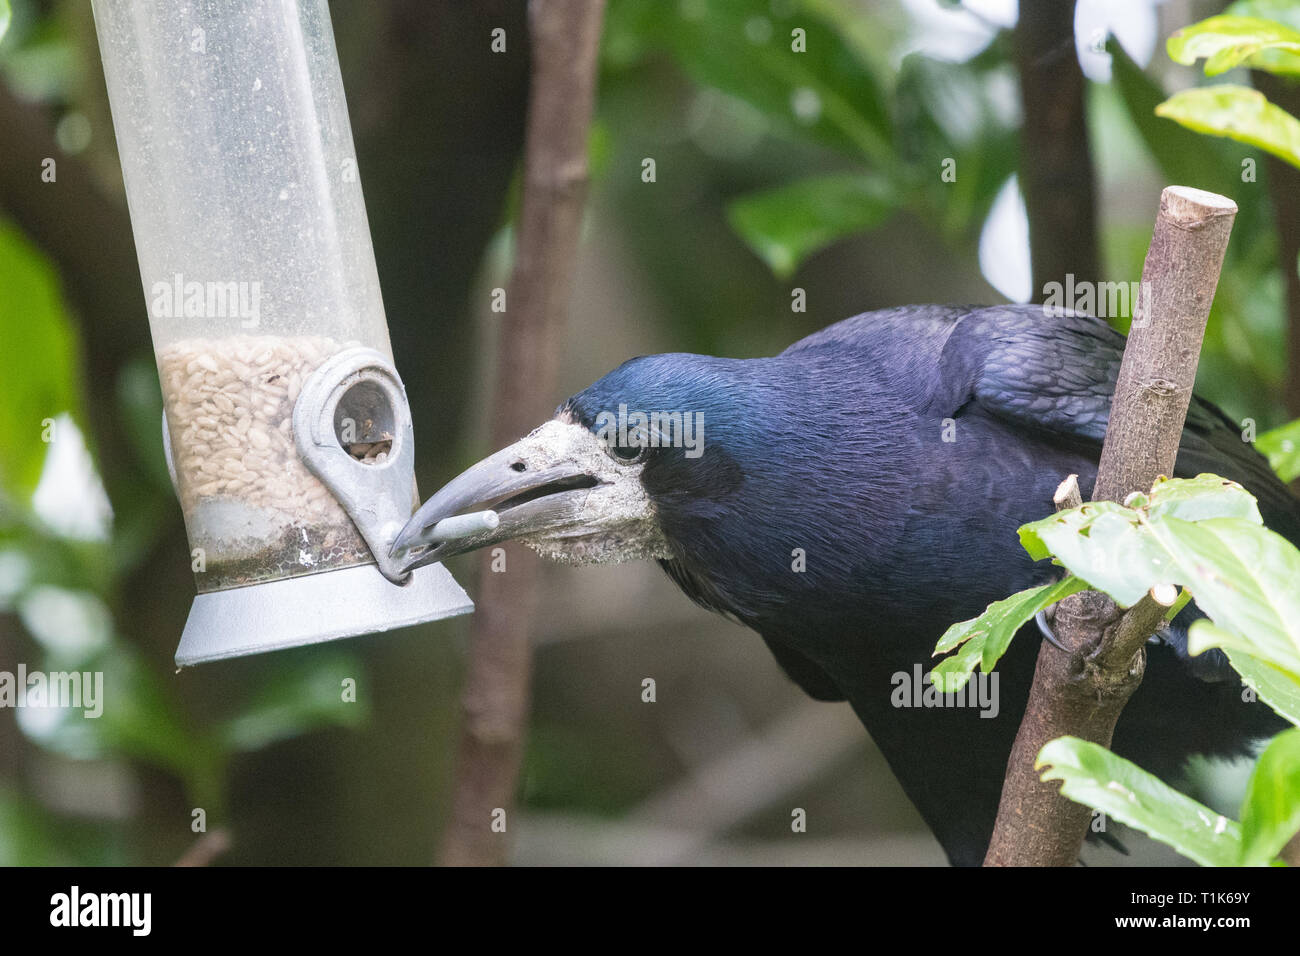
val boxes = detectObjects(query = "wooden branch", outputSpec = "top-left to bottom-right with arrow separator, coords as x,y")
1016,0 -> 1100,301
1053,474 -> 1082,511
436,0 -> 606,867
984,186 -> 1237,867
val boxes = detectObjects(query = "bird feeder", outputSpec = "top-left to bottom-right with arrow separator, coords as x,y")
91,0 -> 474,665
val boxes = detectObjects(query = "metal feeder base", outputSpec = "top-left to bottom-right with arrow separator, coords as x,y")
175,562 -> 473,667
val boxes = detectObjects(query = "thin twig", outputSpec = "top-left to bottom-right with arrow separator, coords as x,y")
1053,474 -> 1083,511
436,0 -> 606,867
984,186 -> 1237,867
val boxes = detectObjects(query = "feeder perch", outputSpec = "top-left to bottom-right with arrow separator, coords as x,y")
91,0 -> 474,665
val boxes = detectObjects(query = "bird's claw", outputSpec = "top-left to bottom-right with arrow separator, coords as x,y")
1035,608 -> 1069,653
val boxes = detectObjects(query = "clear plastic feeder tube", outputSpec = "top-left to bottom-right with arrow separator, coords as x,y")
93,0 -> 396,591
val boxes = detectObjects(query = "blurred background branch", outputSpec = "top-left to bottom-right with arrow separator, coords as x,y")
1016,0 -> 1100,300
437,0 -> 607,867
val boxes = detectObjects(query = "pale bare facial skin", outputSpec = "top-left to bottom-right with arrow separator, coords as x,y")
391,413 -> 671,571
514,416 -> 672,565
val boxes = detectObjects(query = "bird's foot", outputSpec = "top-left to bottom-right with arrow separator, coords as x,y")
1035,608 -> 1069,653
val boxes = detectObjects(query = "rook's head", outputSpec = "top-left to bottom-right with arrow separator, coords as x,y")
390,353 -> 747,570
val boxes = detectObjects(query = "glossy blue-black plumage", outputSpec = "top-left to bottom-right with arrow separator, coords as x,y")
562,304 -> 1295,865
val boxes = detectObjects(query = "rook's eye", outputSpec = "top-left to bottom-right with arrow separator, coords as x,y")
606,437 -> 650,464
610,443 -> 647,463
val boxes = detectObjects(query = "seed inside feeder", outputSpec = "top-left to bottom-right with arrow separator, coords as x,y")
348,435 -> 393,464
159,334 -> 373,590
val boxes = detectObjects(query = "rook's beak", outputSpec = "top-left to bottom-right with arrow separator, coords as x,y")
390,420 -> 602,572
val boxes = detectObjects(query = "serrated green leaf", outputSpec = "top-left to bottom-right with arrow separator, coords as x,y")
930,633 -> 985,695
1038,736 -> 1242,866
931,576 -> 1087,691
1168,15 -> 1300,76
727,173 -> 895,278
1020,478 -> 1288,612
1153,518 -> 1300,677
1156,85 -> 1300,169
1146,474 -> 1262,524
1257,417 -> 1300,482
1018,500 -> 1130,561
1019,503 -> 1168,606
1014,477 -> 1300,695
1238,727 -> 1300,865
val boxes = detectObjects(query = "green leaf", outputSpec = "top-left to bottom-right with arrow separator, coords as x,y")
0,220 -> 84,500
1238,727 -> 1300,865
1226,0 -> 1300,32
0,1 -> 10,46
1152,518 -> 1300,678
1015,477 -> 1300,695
727,173 -> 895,278
1257,417 -> 1300,482
1167,15 -> 1300,76
1164,586 -> 1195,622
1226,648 -> 1300,725
1156,85 -> 1300,169
929,635 -> 986,695
931,576 -> 1088,691
1224,0 -> 1300,74
1037,736 -> 1242,866
1145,474 -> 1262,524
1019,502 -> 1169,607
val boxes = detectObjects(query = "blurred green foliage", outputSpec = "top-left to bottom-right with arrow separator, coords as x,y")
1260,417 -> 1300,480
605,0 -> 1017,279
0,221 -> 80,498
